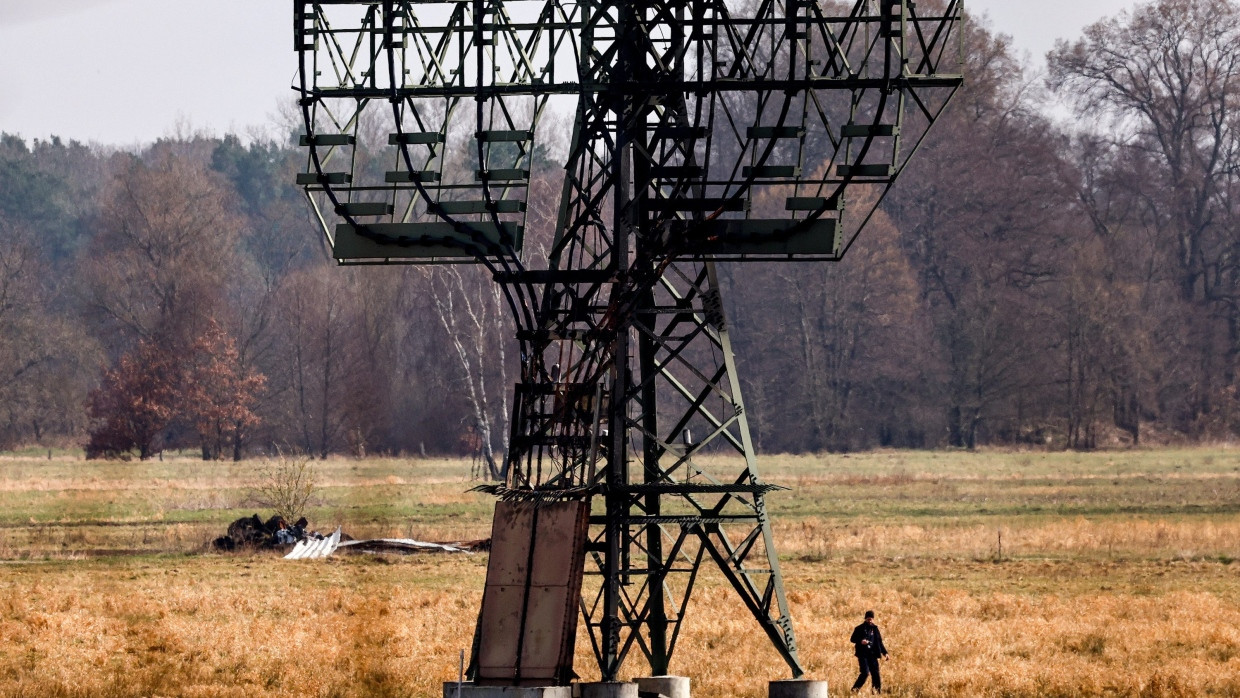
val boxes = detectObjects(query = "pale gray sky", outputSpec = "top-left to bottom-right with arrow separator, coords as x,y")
0,0 -> 1142,146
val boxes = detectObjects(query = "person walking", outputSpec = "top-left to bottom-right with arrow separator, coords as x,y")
850,610 -> 889,693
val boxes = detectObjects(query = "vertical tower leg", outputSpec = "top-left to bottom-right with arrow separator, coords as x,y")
697,262 -> 800,672
579,259 -> 803,679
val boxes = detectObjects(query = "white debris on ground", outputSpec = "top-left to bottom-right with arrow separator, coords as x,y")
337,539 -> 472,554
283,529 -> 478,559
283,527 -> 342,559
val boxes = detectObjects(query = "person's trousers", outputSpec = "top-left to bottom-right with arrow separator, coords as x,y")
852,655 -> 881,692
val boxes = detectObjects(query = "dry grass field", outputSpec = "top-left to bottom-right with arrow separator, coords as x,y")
1,448 -> 1239,697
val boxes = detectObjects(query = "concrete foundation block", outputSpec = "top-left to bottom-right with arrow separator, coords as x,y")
635,675 -> 690,698
769,679 -> 830,698
442,684 -> 574,698
578,682 -> 640,698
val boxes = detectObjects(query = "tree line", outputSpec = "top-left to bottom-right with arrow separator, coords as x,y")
0,0 -> 1236,459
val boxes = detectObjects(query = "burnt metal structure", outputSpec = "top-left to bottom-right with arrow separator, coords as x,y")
295,0 -> 962,683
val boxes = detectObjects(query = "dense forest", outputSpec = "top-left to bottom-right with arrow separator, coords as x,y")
0,0 -> 1237,459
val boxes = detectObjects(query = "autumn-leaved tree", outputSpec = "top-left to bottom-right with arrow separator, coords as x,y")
182,318 -> 266,461
85,340 -> 181,460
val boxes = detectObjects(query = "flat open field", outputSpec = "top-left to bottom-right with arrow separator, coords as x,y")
1,449 -> 1239,697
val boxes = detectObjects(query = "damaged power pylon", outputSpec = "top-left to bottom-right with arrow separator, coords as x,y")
295,0 -> 962,686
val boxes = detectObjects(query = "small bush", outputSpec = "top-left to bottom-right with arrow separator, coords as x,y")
1063,632 -> 1108,656
250,452 -> 317,523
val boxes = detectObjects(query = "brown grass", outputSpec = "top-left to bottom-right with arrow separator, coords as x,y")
2,556 -> 1239,697
776,516 -> 1240,561
1,448 -> 1239,696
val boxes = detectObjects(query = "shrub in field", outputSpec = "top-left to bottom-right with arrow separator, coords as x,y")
1062,631 -> 1107,656
251,452 -> 317,523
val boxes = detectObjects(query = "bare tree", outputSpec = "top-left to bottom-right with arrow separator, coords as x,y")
0,219 -> 97,447
341,269 -> 406,457
423,265 -> 511,479
273,266 -> 359,459
737,196 -> 925,452
1050,0 -> 1240,432
885,19 -> 1079,447
82,151 -> 243,348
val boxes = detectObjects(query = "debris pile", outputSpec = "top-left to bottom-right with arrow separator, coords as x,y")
286,535 -> 489,560
212,514 -> 330,551
284,527 -> 342,559
210,514 -> 490,559
339,538 -> 487,555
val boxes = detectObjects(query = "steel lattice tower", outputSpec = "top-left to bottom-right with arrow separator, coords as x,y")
295,0 -> 962,684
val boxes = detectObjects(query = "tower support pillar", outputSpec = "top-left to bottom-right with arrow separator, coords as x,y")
769,680 -> 830,698
636,676 -> 690,698
579,682 -> 639,698
442,684 -> 573,698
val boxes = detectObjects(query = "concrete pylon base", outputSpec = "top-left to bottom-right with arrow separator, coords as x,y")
635,675 -> 690,698
769,679 -> 830,698
442,684 -> 573,698
578,682 -> 639,698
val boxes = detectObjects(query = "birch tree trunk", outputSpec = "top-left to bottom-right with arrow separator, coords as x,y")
427,267 -> 510,480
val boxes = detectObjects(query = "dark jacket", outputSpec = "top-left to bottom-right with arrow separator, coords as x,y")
850,621 -> 888,658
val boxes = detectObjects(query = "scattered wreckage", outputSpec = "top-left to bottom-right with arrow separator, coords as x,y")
212,514 -> 314,550
212,513 -> 488,560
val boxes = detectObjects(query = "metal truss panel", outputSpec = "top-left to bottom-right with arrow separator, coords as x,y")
680,219 -> 843,259
298,0 -> 963,266
333,222 -> 524,260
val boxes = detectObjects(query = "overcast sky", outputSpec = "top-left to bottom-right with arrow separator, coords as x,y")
0,0 -> 1142,146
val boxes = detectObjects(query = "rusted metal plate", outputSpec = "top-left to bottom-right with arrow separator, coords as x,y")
476,500 -> 590,686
